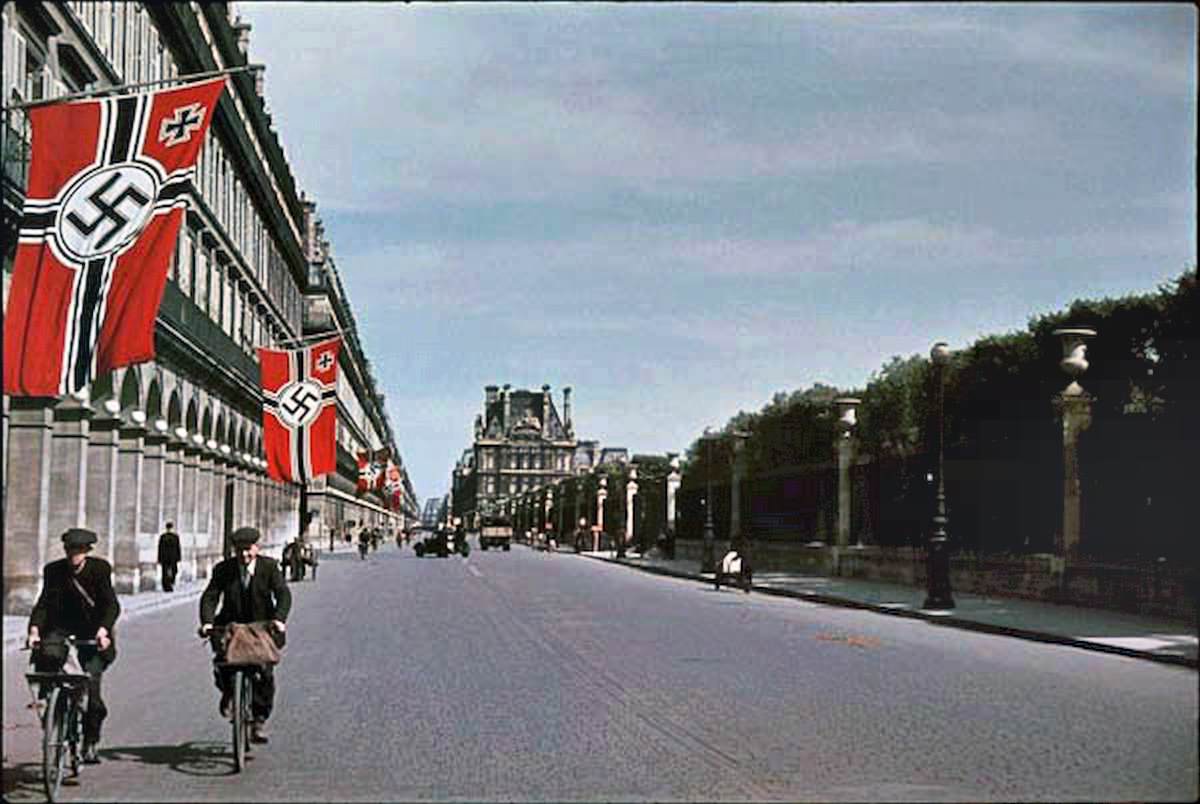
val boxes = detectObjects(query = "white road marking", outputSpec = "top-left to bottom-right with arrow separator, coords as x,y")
468,565 -> 483,578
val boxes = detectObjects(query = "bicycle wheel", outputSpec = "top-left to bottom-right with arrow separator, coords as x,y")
231,670 -> 246,772
42,686 -> 67,802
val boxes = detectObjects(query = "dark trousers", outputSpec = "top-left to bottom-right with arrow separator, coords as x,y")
160,562 -> 178,591
33,642 -> 110,743
211,655 -> 276,722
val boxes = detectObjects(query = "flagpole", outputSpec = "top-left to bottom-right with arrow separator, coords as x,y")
0,64 -> 263,112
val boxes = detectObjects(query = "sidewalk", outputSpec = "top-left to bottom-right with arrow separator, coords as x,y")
3,580 -> 205,656
576,549 -> 1198,669
3,542 -> 358,656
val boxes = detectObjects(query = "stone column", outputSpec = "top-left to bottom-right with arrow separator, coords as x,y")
195,447 -> 217,574
139,430 -> 168,590
834,398 -> 861,552
86,416 -> 121,563
180,440 -> 201,581
625,467 -> 639,551
113,423 -> 146,594
1052,328 -> 1097,557
210,453 -> 229,562
665,455 -> 681,559
595,477 -> 607,552
162,438 -> 184,547
4,399 -> 56,614
47,402 -> 92,546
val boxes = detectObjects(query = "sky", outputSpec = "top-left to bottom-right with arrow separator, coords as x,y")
235,2 -> 1196,503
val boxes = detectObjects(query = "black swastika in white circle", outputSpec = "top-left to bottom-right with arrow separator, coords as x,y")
277,381 -> 323,428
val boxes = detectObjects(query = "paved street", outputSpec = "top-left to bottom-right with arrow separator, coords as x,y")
4,543 -> 1197,802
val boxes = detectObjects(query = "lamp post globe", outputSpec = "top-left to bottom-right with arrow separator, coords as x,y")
924,341 -> 955,610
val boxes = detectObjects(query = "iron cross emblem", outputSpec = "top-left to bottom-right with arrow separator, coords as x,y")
316,351 -> 334,373
159,103 -> 206,147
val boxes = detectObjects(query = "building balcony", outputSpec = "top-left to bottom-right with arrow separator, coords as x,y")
157,280 -> 260,392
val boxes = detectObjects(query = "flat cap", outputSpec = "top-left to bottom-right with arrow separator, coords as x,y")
61,528 -> 98,548
230,527 -> 261,547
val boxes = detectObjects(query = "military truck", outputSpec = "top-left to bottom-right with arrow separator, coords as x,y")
479,513 -> 513,551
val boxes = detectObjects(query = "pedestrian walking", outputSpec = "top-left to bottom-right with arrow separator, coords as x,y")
157,521 -> 181,592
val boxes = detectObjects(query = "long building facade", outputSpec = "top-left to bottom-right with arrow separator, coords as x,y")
1,1 -> 412,613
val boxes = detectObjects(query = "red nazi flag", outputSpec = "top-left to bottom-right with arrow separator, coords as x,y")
356,450 -> 374,495
4,78 -> 226,397
260,337 -> 341,483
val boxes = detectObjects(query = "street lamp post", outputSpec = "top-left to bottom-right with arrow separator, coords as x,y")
924,341 -> 955,610
701,428 -> 718,573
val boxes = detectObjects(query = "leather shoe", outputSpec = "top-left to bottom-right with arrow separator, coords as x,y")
82,743 -> 100,764
219,692 -> 232,720
250,722 -> 269,744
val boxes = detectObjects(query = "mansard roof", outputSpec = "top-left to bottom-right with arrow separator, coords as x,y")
482,388 -> 570,442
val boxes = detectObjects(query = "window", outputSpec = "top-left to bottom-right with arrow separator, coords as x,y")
177,231 -> 193,295
3,19 -> 27,102
195,245 -> 208,309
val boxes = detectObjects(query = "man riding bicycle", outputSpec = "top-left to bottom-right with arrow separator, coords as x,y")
26,528 -> 120,765
198,527 -> 291,744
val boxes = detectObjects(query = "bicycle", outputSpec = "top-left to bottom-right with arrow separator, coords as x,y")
201,625 -> 274,772
24,636 -> 97,802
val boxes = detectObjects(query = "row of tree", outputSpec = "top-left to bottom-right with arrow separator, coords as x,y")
676,269 -> 1198,562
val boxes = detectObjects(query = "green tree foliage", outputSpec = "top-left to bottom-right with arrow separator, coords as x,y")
672,268 -> 1197,560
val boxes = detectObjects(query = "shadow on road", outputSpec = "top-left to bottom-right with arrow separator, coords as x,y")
1,760 -> 46,799
100,740 -> 240,777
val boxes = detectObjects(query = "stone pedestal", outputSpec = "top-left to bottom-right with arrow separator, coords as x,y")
86,417 -> 121,563
665,458 -> 681,559
113,425 -> 146,594
1055,392 -> 1093,557
4,399 -> 56,614
837,436 -> 853,549
625,474 -> 638,550
48,403 -> 91,544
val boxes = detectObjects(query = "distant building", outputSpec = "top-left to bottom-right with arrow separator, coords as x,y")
421,497 -> 442,528
451,384 -> 627,525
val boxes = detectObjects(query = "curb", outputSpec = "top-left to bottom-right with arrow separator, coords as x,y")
4,587 -> 205,656
576,552 -> 1199,671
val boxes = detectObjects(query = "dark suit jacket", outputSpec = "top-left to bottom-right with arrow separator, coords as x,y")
157,531 -> 181,564
29,557 -> 121,638
199,555 -> 292,627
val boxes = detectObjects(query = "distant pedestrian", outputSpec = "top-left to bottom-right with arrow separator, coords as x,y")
157,521 -> 181,592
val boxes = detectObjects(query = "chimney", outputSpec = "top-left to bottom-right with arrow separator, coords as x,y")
563,386 -> 572,433
502,384 -> 512,431
541,384 -> 551,436
485,385 -> 498,412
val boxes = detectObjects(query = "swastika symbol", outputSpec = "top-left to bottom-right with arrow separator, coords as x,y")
159,103 -> 205,147
315,352 -> 334,372
277,380 -> 323,429
64,172 -> 151,251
